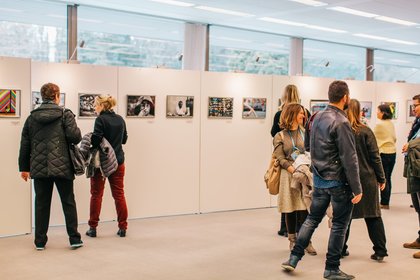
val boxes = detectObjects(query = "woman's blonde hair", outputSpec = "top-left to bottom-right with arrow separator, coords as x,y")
347,99 -> 364,133
280,84 -> 300,110
280,103 -> 304,130
95,95 -> 116,111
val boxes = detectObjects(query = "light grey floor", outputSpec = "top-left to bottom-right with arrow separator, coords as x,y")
1,193 -> 419,280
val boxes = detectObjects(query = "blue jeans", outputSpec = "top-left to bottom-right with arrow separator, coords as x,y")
291,185 -> 353,270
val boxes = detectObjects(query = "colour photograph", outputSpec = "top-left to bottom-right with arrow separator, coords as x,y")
407,99 -> 417,123
0,89 -> 20,117
380,101 -> 398,119
127,95 -> 156,118
166,95 -> 194,118
32,91 -> 65,110
360,101 -> 372,119
309,99 -> 329,114
208,97 -> 234,118
242,97 -> 266,119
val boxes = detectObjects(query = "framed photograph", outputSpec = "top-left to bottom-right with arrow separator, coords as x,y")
0,89 -> 20,118
208,97 -> 234,118
380,102 -> 398,119
242,97 -> 266,119
309,99 -> 329,114
32,91 -> 65,110
78,93 -> 101,118
407,100 -> 417,123
166,95 -> 194,118
359,101 -> 372,119
127,95 -> 156,118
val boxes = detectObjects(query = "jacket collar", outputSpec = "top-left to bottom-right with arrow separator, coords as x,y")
327,104 -> 346,117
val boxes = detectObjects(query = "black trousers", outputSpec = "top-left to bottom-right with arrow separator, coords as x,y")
33,178 -> 81,246
343,217 -> 388,257
411,192 -> 420,240
380,153 -> 396,206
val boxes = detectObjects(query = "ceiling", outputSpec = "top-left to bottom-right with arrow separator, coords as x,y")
1,0 -> 420,57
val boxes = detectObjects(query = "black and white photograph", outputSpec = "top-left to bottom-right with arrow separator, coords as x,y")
32,91 -> 65,110
127,95 -> 156,118
208,97 -> 233,118
79,93 -> 101,118
309,99 -> 329,114
242,97 -> 266,119
166,95 -> 194,118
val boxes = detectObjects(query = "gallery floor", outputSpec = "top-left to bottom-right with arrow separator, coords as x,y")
1,193 -> 419,280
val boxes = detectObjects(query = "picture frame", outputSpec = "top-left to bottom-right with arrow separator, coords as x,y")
359,101 -> 372,119
0,89 -> 21,118
242,97 -> 266,119
78,93 -> 101,118
32,91 -> 65,110
407,99 -> 416,123
309,99 -> 329,114
208,97 -> 234,118
166,95 -> 194,118
380,102 -> 398,119
127,95 -> 156,118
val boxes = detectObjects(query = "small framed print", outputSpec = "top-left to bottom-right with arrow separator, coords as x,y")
32,91 -> 65,110
127,95 -> 155,118
78,93 -> 101,118
166,95 -> 194,118
407,100 -> 416,123
242,97 -> 266,119
309,99 -> 329,114
360,101 -> 372,119
208,97 -> 233,118
0,89 -> 21,118
380,102 -> 398,119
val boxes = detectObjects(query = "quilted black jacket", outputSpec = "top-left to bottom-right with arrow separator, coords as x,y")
18,102 -> 82,180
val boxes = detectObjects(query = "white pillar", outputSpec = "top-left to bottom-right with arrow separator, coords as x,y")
289,38 -> 303,76
183,23 -> 209,71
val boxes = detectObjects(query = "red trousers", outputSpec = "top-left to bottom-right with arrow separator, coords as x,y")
88,164 -> 128,230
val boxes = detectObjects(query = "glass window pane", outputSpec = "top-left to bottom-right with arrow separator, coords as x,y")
303,40 -> 366,80
374,50 -> 420,83
78,7 -> 184,68
0,0 -> 67,62
209,26 -> 289,75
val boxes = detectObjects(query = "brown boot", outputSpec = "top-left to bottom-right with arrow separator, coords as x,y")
413,251 -> 420,258
403,240 -> 420,249
288,234 -> 296,251
305,241 -> 317,256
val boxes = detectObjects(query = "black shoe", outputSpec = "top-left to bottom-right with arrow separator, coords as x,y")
323,269 -> 355,280
277,230 -> 288,237
70,240 -> 84,250
370,254 -> 385,261
86,228 -> 97,237
341,250 -> 349,258
117,229 -> 126,237
281,254 -> 300,272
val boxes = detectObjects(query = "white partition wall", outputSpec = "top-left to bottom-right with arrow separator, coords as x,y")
0,57 -> 32,236
200,71 -> 273,212
119,67 -> 201,218
31,62 -> 119,226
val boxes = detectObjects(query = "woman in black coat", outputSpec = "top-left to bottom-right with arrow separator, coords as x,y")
342,99 -> 388,261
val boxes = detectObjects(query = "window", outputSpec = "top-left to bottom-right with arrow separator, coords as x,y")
374,50 -> 420,83
209,26 -> 289,75
0,0 -> 67,62
303,40 -> 366,80
77,7 -> 184,68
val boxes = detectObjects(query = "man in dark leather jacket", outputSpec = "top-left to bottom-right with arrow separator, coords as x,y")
18,83 -> 83,250
282,81 -> 363,280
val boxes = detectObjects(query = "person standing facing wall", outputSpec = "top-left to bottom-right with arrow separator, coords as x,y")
18,82 -> 83,250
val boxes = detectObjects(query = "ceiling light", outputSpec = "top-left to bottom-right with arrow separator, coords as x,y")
0,7 -> 23,13
78,17 -> 103,24
195,6 -> 254,17
289,0 -> 328,7
353,33 -> 388,40
386,38 -> 418,46
375,16 -> 418,26
353,33 -> 418,45
327,6 -> 378,18
213,36 -> 252,43
305,24 -> 347,33
258,17 -> 306,27
390,59 -> 410,63
148,0 -> 195,7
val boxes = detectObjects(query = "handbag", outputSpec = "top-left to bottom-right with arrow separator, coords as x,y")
264,137 -> 282,195
62,109 -> 86,176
